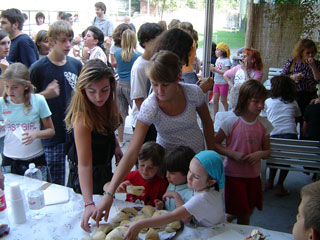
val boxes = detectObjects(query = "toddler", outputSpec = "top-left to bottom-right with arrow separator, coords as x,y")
114,141 -> 168,206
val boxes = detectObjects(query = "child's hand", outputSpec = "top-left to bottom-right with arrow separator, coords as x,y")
45,80 -> 60,99
231,151 -> 245,162
21,132 -> 37,145
162,190 -> 177,200
210,64 -> 216,72
241,151 -> 262,165
117,180 -> 131,193
125,221 -> 143,240
154,199 -> 164,210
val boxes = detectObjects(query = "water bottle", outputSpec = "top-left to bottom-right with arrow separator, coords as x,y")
24,163 -> 45,217
0,189 -> 10,237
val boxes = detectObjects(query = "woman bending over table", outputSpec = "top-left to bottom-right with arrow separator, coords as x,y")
90,50 -> 214,231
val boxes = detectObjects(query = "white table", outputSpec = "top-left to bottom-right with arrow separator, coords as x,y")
3,174 -> 294,240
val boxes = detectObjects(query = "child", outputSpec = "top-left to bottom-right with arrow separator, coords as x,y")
30,20 -> 82,185
156,146 -> 195,211
261,76 -> 301,196
0,63 -> 55,177
210,42 -> 231,117
292,181 -> 320,240
114,141 -> 168,206
34,30 -> 50,58
124,150 -> 225,239
65,59 -> 122,233
215,79 -> 273,225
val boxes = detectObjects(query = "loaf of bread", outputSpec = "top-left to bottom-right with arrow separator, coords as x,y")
126,185 -> 145,196
141,205 -> 155,217
165,221 -> 181,233
96,223 -> 113,234
110,211 -> 129,226
92,230 -> 106,240
105,226 -> 128,240
145,228 -> 160,240
120,207 -> 138,218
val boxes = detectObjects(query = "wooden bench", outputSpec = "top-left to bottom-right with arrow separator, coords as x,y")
261,138 -> 320,187
264,67 -> 282,90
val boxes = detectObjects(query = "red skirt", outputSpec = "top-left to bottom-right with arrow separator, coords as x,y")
225,176 -> 263,215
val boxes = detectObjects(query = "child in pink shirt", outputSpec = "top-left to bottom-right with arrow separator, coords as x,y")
215,79 -> 273,225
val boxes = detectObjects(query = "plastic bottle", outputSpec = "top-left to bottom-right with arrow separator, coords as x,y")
0,189 -> 10,237
24,163 -> 45,217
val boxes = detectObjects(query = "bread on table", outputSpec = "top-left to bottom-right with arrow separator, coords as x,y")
244,229 -> 266,240
110,211 -> 129,226
120,207 -> 138,218
145,228 -> 160,240
105,226 -> 129,240
165,221 -> 181,233
92,230 -> 106,240
96,223 -> 113,234
126,185 -> 145,196
119,220 -> 131,226
151,210 -> 168,232
141,205 -> 155,217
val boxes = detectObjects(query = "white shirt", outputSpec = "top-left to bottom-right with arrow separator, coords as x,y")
130,56 -> 149,127
261,97 -> 301,135
183,188 -> 225,227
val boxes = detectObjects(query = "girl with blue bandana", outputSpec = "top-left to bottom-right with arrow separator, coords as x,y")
124,150 -> 225,240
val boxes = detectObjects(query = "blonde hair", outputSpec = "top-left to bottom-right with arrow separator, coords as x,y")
65,59 -> 119,134
2,63 -> 34,113
121,29 -> 137,62
146,50 -> 182,83
48,20 -> 74,40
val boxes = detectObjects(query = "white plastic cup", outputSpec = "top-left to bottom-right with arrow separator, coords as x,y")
10,183 -> 27,224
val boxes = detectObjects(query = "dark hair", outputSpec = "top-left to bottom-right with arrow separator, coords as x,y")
58,11 -> 65,19
61,13 -> 72,21
168,19 -> 181,29
95,2 -> 107,13
138,142 -> 165,167
270,76 -> 296,103
35,12 -> 45,24
137,22 -> 163,49
146,50 -> 182,83
84,26 -> 106,52
112,23 -> 132,47
157,20 -> 167,31
165,146 -> 195,176
152,28 -> 193,66
234,79 -> 267,116
211,42 -> 217,57
22,13 -> 28,21
179,22 -> 193,34
0,8 -> 24,30
0,29 -> 9,41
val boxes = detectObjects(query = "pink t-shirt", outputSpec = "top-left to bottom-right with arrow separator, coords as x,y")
223,65 -> 263,85
220,115 -> 273,178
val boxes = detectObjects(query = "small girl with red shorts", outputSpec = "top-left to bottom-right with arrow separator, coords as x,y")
215,79 -> 273,225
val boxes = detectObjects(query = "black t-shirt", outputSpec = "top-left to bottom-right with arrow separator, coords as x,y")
7,34 -> 39,68
30,56 -> 82,146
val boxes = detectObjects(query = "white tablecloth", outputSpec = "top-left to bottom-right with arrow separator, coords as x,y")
3,174 -> 294,240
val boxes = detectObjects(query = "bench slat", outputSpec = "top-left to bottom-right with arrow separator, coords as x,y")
269,150 -> 320,160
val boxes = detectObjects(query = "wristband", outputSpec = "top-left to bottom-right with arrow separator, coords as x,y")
103,191 -> 115,198
84,201 -> 95,208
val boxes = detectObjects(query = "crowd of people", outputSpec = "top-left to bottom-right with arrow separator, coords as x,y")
0,3 -> 319,240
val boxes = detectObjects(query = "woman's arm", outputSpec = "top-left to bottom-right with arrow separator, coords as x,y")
307,58 -> 320,81
196,102 -> 215,150
73,116 -> 95,232
22,116 -> 55,145
110,54 -> 117,68
125,206 -> 191,240
93,120 -> 149,224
